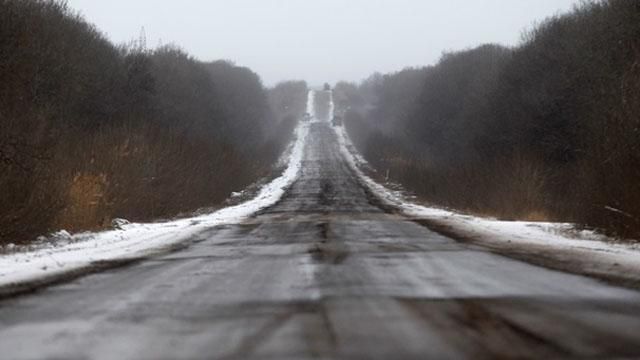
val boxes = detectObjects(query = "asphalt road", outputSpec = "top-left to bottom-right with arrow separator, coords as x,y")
1,122 -> 640,359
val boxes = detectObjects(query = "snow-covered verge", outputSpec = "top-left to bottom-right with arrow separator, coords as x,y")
0,122 -> 310,290
335,124 -> 640,286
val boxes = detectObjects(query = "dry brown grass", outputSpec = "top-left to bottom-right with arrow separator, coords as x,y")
55,173 -> 108,230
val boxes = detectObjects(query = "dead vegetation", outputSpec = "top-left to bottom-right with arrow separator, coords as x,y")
337,0 -> 640,239
0,0 -> 307,244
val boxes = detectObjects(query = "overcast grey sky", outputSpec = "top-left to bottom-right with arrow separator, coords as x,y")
66,0 -> 579,86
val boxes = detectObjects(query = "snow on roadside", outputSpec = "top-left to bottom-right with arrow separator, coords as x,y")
0,122 -> 310,288
335,124 -> 640,278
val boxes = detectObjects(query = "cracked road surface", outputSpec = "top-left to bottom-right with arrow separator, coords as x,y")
1,122 -> 640,359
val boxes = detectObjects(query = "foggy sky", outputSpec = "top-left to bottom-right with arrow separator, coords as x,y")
66,0 -> 579,86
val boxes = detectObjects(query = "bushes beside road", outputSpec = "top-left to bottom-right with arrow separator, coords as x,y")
0,0 -> 306,243
337,0 -> 640,238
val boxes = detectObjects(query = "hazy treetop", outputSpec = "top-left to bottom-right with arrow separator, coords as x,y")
66,0 -> 579,86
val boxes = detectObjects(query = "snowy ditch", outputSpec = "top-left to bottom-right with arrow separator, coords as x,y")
0,119 -> 310,289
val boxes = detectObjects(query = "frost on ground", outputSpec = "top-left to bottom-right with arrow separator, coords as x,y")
335,124 -> 640,285
0,122 -> 310,289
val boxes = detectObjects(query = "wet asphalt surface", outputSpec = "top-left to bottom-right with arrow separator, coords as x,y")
1,122 -> 640,359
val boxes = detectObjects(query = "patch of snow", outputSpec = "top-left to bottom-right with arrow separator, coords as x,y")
328,89 -> 335,122
230,191 -> 243,198
110,218 -> 130,230
0,121 -> 310,288
306,90 -> 316,120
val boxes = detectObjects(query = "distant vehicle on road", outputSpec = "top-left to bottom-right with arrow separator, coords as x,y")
332,115 -> 342,126
303,112 -> 311,121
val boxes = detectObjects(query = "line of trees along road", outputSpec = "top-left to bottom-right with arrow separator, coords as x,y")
337,0 -> 640,239
0,0 -> 307,244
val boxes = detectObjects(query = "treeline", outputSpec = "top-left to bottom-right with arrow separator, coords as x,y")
337,0 -> 640,238
0,0 -> 306,243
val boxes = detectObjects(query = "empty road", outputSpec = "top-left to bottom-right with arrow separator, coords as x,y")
1,121 -> 640,359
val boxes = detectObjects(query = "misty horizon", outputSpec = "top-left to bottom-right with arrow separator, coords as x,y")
66,0 -> 579,86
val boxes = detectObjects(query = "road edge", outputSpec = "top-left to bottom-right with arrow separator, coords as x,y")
0,122 -> 310,298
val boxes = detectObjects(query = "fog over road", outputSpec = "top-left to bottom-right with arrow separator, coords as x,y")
2,119 -> 640,359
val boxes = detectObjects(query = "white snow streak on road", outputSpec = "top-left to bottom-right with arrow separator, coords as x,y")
0,121 -> 310,287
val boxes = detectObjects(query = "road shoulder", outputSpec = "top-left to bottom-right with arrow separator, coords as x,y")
336,124 -> 640,290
